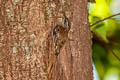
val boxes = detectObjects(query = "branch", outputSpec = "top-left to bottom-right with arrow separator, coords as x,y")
90,13 -> 120,62
88,0 -> 96,3
90,13 -> 120,27
106,45 -> 120,62
92,32 -> 120,62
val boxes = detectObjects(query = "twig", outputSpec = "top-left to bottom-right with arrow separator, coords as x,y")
90,13 -> 120,62
93,32 -> 120,62
106,45 -> 120,62
90,13 -> 120,26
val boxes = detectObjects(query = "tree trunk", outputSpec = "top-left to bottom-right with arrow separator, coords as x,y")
0,0 -> 93,80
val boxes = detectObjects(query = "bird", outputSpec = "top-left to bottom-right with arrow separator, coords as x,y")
52,12 -> 71,56
47,12 -> 71,77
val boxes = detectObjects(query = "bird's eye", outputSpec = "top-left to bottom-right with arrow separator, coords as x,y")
57,28 -> 60,31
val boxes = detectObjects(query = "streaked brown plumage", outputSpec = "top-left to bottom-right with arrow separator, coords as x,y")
52,13 -> 71,56
47,13 -> 71,77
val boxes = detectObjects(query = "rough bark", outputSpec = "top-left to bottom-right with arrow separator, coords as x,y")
70,0 -> 93,79
50,0 -> 93,80
0,0 -> 93,80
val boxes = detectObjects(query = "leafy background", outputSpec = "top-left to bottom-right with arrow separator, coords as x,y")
88,0 -> 120,80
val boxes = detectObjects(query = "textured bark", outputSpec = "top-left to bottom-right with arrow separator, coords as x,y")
70,0 -> 93,79
0,0 -> 93,80
0,0 -> 48,80
50,0 -> 93,80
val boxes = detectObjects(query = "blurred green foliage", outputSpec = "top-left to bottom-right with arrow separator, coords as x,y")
88,0 -> 120,80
